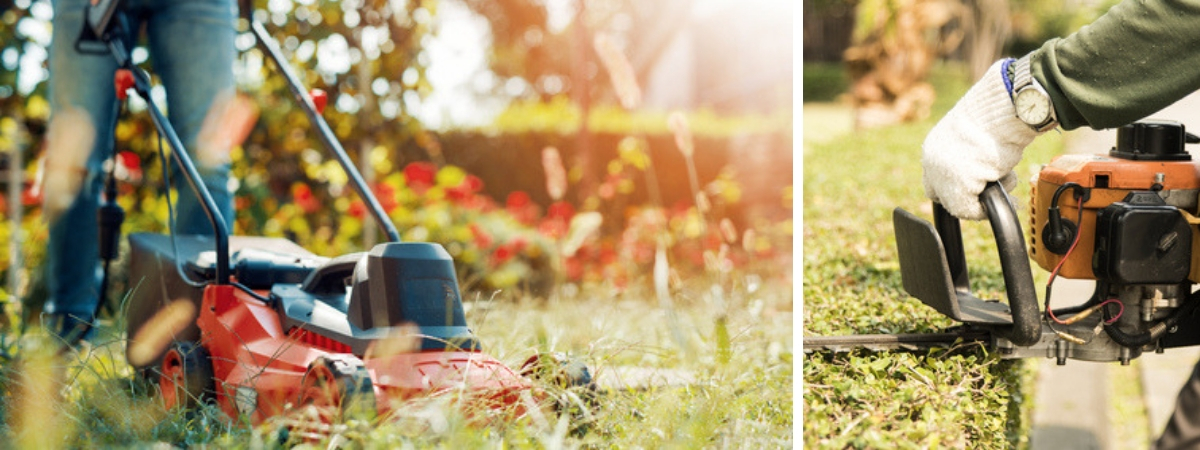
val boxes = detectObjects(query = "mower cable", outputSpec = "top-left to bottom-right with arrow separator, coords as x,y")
232,281 -> 270,303
95,103 -> 123,322
155,132 -> 209,289
151,133 -> 288,305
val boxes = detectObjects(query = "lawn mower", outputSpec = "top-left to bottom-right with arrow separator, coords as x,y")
80,0 -> 593,425
806,119 -> 1200,365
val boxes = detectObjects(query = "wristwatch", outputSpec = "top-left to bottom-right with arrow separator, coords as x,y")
1008,56 -> 1058,132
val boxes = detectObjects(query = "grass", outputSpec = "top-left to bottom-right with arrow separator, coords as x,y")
0,278 -> 793,447
802,62 -> 850,103
802,62 -> 1067,448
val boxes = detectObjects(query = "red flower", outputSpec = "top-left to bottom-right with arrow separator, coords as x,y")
118,151 -> 139,170
347,199 -> 366,219
491,245 -> 514,267
463,174 -> 483,192
447,175 -> 484,205
21,182 -> 40,206
291,183 -> 320,214
469,223 -> 493,249
538,201 -> 575,239
505,191 -> 539,225
404,162 -> 437,193
371,182 -> 399,214
115,150 -> 143,182
506,191 -> 530,209
547,201 -> 575,221
488,237 -> 529,268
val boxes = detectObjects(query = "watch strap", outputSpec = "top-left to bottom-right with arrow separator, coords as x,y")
1009,55 -> 1057,132
1010,56 -> 1034,94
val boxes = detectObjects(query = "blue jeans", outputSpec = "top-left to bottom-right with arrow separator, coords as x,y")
45,0 -> 236,318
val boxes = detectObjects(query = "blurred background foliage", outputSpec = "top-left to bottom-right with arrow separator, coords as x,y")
0,0 -> 794,314
803,0 -> 1122,125
1005,0 -> 1122,55
803,0 -> 1124,67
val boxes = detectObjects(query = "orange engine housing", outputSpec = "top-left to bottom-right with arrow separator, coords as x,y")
1030,153 -> 1200,281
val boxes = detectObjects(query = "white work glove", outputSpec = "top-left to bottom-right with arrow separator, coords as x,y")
922,59 -> 1043,220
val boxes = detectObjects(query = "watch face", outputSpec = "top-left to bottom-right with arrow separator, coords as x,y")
1014,88 -> 1051,125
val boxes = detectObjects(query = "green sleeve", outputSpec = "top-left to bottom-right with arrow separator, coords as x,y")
1030,0 -> 1200,130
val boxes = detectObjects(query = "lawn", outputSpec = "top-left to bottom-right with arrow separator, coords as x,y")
802,63 -> 1066,448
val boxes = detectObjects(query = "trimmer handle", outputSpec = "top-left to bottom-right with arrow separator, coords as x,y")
894,182 -> 1041,346
932,182 -> 1041,345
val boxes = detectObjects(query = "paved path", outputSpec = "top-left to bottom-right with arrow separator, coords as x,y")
1030,279 -> 1110,450
1031,92 -> 1200,450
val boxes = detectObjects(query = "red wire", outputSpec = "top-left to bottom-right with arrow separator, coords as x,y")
1046,197 -> 1085,325
1100,299 -> 1125,324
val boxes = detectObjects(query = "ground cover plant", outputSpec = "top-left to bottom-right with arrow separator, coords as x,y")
802,63 -> 1066,448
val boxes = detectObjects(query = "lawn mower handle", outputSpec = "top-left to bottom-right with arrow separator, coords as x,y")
90,11 -> 234,283
249,20 -> 402,243
934,182 -> 1041,346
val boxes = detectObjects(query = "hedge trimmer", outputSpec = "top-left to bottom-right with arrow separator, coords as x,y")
806,120 -> 1200,365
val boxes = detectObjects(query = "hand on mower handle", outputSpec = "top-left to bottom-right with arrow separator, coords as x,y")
922,59 -> 1043,220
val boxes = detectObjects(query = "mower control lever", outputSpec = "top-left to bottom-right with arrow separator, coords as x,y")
250,20 -> 401,243
310,89 -> 327,115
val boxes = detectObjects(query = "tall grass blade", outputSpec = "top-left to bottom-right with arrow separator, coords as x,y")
655,242 -> 691,356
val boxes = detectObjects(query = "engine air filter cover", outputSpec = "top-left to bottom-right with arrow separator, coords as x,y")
1111,120 -> 1193,161
1093,191 -> 1191,284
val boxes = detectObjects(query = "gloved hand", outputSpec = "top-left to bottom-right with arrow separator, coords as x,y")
922,59 -> 1043,220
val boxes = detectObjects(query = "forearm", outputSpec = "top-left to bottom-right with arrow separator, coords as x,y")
1030,0 -> 1200,130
